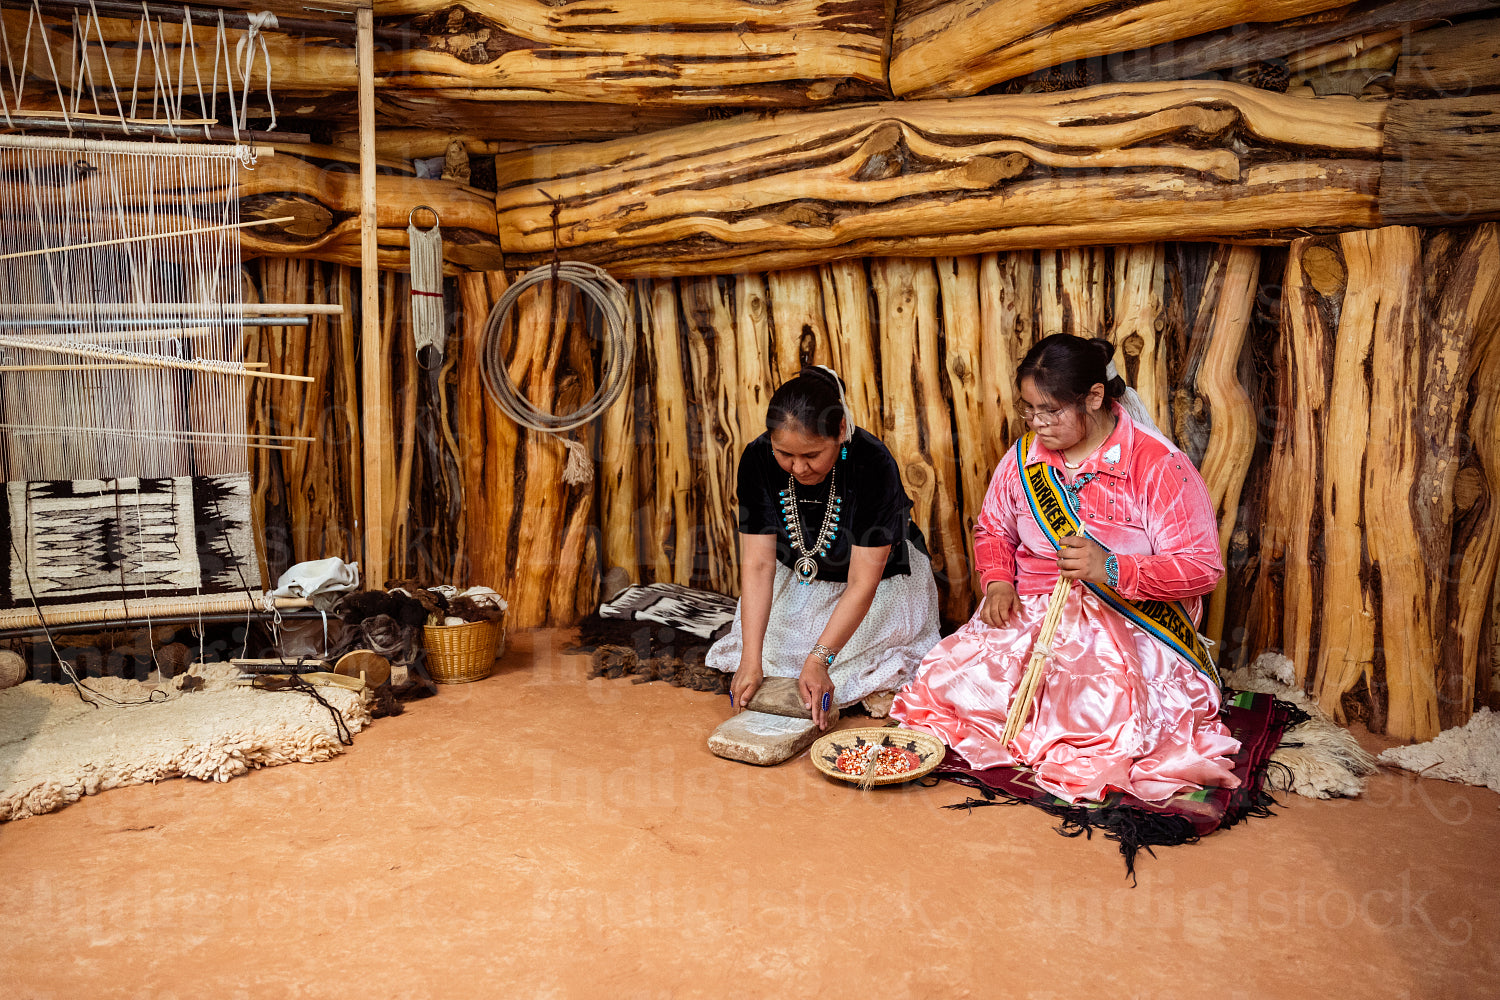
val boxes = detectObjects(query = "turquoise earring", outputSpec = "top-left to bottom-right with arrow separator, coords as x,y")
840,444 -> 847,460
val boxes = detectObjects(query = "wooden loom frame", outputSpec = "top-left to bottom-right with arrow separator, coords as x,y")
0,0 -> 381,630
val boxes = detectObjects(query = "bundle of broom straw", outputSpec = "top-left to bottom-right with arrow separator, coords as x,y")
1000,574 -> 1072,746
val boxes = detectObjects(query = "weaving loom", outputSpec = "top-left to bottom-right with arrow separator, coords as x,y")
0,0 -> 310,628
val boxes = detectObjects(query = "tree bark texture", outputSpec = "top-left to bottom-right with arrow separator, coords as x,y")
380,0 -> 890,105
2,3 -> 888,109
1394,15 -> 1500,98
1245,223 -> 1500,740
1107,0 -> 1497,84
493,83 -> 1387,276
889,0 -> 1351,98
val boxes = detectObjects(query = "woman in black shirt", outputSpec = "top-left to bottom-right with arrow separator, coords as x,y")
705,366 -> 941,730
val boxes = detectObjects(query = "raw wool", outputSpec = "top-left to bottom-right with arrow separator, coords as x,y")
1225,653 -> 1378,799
0,663 -> 371,822
1379,708 -> 1500,794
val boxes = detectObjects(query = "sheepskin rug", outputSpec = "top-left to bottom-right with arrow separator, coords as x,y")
1379,708 -> 1500,794
1224,653 -> 1379,799
0,663 -> 370,822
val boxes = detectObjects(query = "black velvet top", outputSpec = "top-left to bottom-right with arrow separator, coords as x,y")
736,426 -> 923,582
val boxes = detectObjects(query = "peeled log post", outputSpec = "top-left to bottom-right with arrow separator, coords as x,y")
639,279 -> 696,585
1186,247 -> 1262,649
337,268 -> 365,572
734,274 -> 777,451
378,276 -> 403,578
936,256 -> 990,599
888,0 -> 1350,98
548,308 -> 599,622
1036,248 -> 1105,341
1248,240 -> 1337,695
820,261 -> 883,433
873,258 -> 970,621
1308,235 -> 1385,731
681,277 -> 745,596
455,271 -> 518,596
1345,229 -> 1438,741
1453,290 -> 1500,717
766,269 -> 829,385
598,293 -> 641,586
978,252 -> 1036,465
1108,246 -> 1173,433
507,279 -> 577,626
1427,225 -> 1500,727
493,83 -> 1383,278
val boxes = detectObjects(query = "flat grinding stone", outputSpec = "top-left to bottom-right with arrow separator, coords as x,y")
708,711 -> 821,766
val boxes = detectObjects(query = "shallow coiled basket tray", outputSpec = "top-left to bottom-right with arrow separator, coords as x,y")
423,618 -> 506,684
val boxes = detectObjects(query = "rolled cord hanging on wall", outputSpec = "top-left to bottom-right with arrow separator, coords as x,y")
477,261 -> 635,486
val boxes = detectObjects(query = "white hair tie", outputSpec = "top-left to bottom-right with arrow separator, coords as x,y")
815,364 -> 855,443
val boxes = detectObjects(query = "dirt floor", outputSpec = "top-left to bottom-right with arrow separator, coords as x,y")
2,628 -> 1497,1000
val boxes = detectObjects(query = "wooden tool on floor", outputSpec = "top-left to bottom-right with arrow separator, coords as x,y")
333,650 -> 392,688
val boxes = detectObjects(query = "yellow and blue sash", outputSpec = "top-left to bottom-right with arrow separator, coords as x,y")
1016,433 -> 1219,686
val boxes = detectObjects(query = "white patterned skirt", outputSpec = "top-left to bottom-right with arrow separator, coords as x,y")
705,541 -> 942,707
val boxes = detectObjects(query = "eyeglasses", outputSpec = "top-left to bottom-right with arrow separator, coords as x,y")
1014,401 -> 1072,426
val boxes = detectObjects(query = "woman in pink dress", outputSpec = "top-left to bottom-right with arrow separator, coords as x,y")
891,334 -> 1241,804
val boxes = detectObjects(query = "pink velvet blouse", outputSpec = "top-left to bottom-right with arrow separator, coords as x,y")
974,403 -> 1224,620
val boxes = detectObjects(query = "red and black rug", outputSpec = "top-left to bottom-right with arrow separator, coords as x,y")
932,690 -> 1308,881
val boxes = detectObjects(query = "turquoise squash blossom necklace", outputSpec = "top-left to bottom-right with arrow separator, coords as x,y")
780,465 -> 842,584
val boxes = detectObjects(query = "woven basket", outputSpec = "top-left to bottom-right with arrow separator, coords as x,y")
810,726 -> 946,786
422,618 -> 505,684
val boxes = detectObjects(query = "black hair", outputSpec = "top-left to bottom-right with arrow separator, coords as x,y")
766,366 -> 848,440
1016,334 -> 1127,407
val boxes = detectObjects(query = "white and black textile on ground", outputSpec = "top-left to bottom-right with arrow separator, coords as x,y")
1,474 -> 260,613
575,583 -> 737,693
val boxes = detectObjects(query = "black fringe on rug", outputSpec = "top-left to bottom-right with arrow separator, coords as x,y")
941,695 -> 1309,884
572,614 -> 730,695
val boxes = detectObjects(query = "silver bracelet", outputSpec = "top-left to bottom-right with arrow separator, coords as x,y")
810,643 -> 836,666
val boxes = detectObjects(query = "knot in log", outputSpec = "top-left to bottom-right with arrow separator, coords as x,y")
1302,245 -> 1348,297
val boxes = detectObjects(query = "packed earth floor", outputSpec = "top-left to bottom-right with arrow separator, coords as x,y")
3,629 -> 1497,999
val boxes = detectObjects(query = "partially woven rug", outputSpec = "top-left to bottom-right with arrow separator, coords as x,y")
0,663 -> 370,822
933,690 -> 1305,881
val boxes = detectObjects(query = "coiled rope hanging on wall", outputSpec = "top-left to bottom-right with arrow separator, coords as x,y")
479,261 -> 634,485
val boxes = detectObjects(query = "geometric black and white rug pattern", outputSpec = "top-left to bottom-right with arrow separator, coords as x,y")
1,473 -> 261,612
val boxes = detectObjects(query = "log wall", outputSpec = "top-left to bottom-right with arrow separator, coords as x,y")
447,245 -> 1262,630
1245,223 -> 1500,740
243,230 -> 1500,741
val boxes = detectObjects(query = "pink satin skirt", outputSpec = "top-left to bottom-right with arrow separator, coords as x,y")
890,587 -> 1241,804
